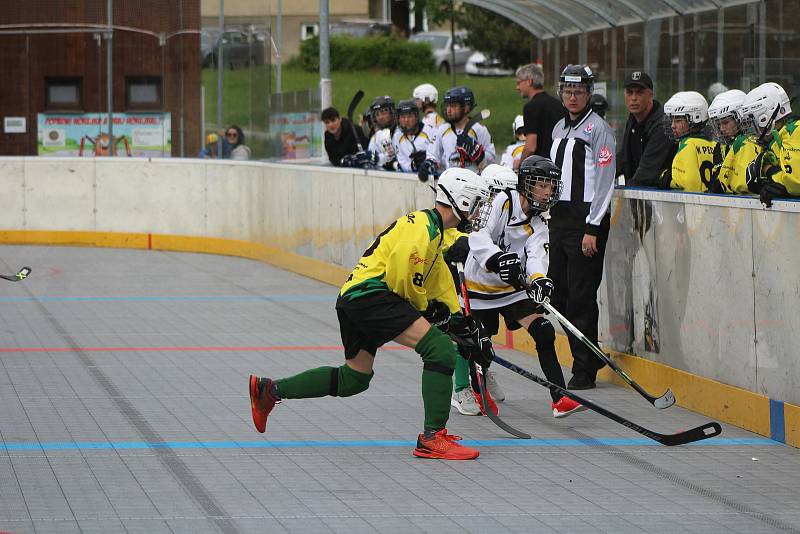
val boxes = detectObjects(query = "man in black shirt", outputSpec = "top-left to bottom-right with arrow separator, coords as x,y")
322,107 -> 369,166
616,71 -> 674,186
516,63 -> 565,162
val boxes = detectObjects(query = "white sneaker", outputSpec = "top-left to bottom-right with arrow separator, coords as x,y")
451,388 -> 481,415
485,370 -> 505,402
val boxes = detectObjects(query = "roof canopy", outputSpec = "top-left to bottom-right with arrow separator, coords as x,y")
463,0 -> 757,39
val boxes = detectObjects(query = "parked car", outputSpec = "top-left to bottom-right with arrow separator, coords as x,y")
330,19 -> 392,38
465,51 -> 514,77
409,31 -> 471,74
202,29 -> 266,69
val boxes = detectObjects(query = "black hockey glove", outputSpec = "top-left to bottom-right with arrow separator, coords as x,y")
746,152 -> 765,193
443,236 -> 470,265
421,300 -> 451,331
760,181 -> 789,208
495,252 -> 525,290
450,314 -> 493,369
382,158 -> 399,171
656,168 -> 673,190
410,150 -> 427,172
529,276 -> 555,304
417,159 -> 438,183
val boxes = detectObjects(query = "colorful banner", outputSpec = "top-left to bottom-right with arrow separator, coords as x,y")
270,112 -> 322,160
37,113 -> 171,157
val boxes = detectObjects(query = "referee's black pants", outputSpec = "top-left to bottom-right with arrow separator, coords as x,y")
547,218 -> 610,382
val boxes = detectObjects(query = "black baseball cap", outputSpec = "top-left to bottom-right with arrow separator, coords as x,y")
624,71 -> 653,90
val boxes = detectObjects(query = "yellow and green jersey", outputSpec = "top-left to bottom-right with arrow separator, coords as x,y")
340,209 -> 460,314
718,134 -> 767,194
768,118 -> 800,195
668,134 -> 718,192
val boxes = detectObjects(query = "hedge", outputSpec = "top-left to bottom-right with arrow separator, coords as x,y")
297,36 -> 435,73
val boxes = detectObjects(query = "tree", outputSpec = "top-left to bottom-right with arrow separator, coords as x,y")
459,5 -> 537,69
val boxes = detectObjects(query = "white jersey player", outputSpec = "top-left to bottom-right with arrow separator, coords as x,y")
392,99 -> 436,173
366,95 -> 399,170
500,115 -> 526,170
413,83 -> 445,132
466,155 -> 586,418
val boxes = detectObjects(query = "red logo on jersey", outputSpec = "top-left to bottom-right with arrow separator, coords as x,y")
584,122 -> 594,134
598,146 -> 613,167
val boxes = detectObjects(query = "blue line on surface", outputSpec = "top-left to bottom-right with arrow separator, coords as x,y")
0,437 -> 780,452
0,295 -> 335,303
770,399 -> 786,443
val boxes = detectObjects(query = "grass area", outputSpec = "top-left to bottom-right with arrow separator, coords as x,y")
202,66 -> 527,148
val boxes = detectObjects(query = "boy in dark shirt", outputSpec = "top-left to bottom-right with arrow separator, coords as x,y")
322,107 -> 369,166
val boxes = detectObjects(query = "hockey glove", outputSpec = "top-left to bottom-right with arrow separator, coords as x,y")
417,159 -> 438,183
495,252 -> 525,290
450,314 -> 493,369
760,181 -> 789,208
382,159 -> 399,171
443,236 -> 470,265
421,300 -> 451,331
746,152 -> 765,193
339,154 -> 357,167
456,135 -> 485,165
529,276 -> 555,304
410,150 -> 427,172
656,168 -> 673,190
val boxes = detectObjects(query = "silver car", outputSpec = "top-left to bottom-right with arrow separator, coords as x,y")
409,31 -> 471,74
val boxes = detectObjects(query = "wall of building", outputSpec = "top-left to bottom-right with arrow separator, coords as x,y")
0,1 -> 201,157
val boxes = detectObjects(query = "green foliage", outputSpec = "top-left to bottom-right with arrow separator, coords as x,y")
459,5 -> 536,70
298,36 -> 435,73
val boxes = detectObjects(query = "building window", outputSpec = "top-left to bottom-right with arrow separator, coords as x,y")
46,77 -> 82,111
301,23 -> 319,40
126,77 -> 162,110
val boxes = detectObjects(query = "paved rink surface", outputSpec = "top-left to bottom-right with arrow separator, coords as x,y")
0,245 -> 798,534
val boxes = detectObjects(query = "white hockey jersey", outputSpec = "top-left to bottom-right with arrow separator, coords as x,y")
392,124 -> 436,172
426,121 -> 496,173
500,141 -> 525,169
422,111 -> 445,131
368,127 -> 397,167
465,190 -> 549,309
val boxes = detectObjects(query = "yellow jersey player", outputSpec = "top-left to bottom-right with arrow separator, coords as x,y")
658,91 -> 717,192
706,89 -> 757,194
739,82 -> 798,207
249,168 -> 491,460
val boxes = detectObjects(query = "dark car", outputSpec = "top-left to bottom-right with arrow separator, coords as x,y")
202,29 -> 266,69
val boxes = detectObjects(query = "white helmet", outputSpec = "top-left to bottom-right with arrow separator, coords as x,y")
413,83 -> 438,106
740,82 -> 792,138
481,164 -> 518,193
663,91 -> 709,140
708,89 -> 747,143
707,82 -> 729,102
512,115 -> 525,137
436,167 -> 491,232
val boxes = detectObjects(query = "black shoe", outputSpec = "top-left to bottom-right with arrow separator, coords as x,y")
568,375 -> 596,390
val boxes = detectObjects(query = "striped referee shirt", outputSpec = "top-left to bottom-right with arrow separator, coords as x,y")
549,107 -> 616,235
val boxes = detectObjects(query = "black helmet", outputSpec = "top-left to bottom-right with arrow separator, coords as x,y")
590,93 -> 608,118
397,99 -> 420,116
369,95 -> 396,129
559,64 -> 595,95
517,155 -> 563,213
443,86 -> 475,109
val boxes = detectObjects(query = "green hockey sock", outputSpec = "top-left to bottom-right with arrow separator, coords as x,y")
415,327 -> 456,431
276,365 -> 373,399
453,352 -> 470,392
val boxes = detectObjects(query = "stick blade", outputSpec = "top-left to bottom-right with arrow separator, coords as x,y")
17,267 -> 31,280
480,109 -> 491,120
653,389 -> 676,409
661,422 -> 722,446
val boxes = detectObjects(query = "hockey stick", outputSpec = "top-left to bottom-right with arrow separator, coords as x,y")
346,89 -> 366,152
491,354 -> 721,445
0,266 -> 31,282
462,108 -> 490,138
522,279 -> 675,409
455,262 -> 532,439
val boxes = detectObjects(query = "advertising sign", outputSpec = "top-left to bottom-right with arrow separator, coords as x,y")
37,113 -> 171,157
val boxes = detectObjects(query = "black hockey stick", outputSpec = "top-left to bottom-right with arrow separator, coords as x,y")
522,279 -> 675,409
347,89 -> 366,152
491,353 -> 721,446
0,266 -> 31,282
461,108 -> 490,138
455,262 -> 531,439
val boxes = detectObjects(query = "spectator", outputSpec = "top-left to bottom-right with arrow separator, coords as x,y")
226,125 -> 251,160
616,71 -> 674,187
548,64 -> 616,390
657,91 -> 715,192
516,63 -> 564,162
322,107 -> 368,167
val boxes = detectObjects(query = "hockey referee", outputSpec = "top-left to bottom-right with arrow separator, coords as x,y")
548,65 -> 616,390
